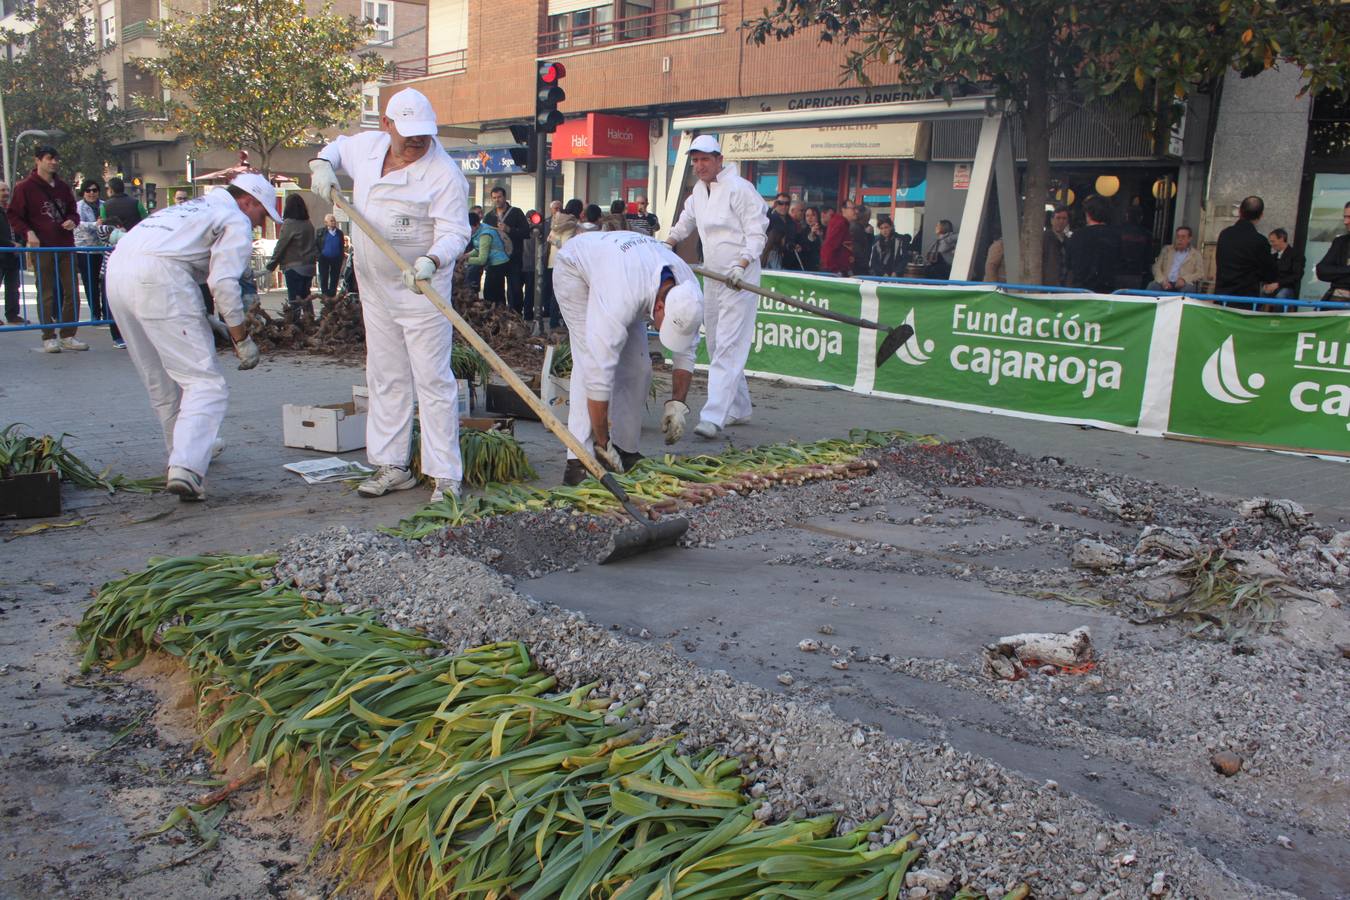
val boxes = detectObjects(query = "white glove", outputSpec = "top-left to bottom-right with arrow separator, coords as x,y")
308,158 -> 339,204
234,335 -> 260,370
401,256 -> 437,293
726,264 -> 747,288
661,400 -> 689,445
593,440 -> 622,472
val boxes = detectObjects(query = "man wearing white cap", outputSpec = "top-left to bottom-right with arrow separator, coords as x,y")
552,231 -> 704,485
105,173 -> 276,500
309,87 -> 471,503
664,135 -> 767,439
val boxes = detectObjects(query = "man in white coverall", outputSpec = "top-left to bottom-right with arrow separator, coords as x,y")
664,134 -> 767,439
309,88 -> 471,503
105,173 -> 276,501
552,231 -> 704,486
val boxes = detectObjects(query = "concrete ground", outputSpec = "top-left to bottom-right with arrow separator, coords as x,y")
1,324 -> 1347,896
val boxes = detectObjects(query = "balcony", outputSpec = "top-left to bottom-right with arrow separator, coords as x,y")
539,1 -> 722,56
121,19 -> 156,43
379,48 -> 467,83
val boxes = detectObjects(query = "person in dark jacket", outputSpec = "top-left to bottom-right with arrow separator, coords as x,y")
1262,228 -> 1304,305
1314,202 -> 1350,301
266,193 -> 317,315
1068,196 -> 1119,294
315,213 -> 346,298
0,181 -> 23,324
489,185 -> 529,316
1116,206 -> 1153,290
869,217 -> 902,277
103,176 -> 145,232
1042,207 -> 1071,287
795,205 -> 823,271
1215,195 -> 1277,306
850,205 -> 873,277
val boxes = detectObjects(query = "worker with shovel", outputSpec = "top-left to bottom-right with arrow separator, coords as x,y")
309,88 -> 471,503
104,173 -> 276,501
664,135 -> 767,439
553,231 -> 704,486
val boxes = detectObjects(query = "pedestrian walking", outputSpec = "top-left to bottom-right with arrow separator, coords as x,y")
663,135 -> 767,439
104,173 -> 274,500
266,193 -> 317,316
310,87 -> 472,504
552,231 -> 704,484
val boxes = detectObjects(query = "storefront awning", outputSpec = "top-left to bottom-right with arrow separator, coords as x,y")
552,113 -> 648,161
721,122 -> 928,161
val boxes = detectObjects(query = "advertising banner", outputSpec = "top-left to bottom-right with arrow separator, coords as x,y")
868,286 -> 1160,428
1167,301 -> 1350,456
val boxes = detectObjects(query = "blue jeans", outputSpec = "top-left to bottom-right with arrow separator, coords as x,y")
284,268 -> 313,306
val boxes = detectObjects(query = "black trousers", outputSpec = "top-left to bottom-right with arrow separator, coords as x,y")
505,254 -> 524,315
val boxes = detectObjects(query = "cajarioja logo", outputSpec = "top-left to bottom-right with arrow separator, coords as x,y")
1201,335 -> 1264,404
895,309 -> 936,365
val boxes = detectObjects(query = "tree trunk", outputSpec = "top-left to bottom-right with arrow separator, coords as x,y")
1018,51 -> 1051,284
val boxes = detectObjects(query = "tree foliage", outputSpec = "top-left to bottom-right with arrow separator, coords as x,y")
745,1 -> 1350,281
138,0 -> 388,175
0,0 -> 132,182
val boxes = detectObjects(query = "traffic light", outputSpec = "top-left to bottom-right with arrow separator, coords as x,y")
528,210 -> 543,229
145,182 -> 157,210
535,61 -> 566,134
508,123 -> 536,174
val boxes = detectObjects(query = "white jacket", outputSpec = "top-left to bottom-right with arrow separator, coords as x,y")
108,190 -> 254,326
666,164 -> 768,269
318,131 -> 470,298
554,231 -> 702,400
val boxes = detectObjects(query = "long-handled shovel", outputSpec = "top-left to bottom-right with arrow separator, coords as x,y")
692,265 -> 914,368
334,194 -> 688,565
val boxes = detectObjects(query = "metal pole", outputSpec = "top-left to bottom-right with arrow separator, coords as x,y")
532,127 -> 547,332
0,91 -> 10,187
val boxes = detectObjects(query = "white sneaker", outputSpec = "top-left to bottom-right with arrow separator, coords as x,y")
211,438 -> 225,459
59,336 -> 90,351
430,478 -> 461,503
42,339 -> 61,353
357,465 -> 418,497
693,420 -> 721,439
726,415 -> 751,427
166,465 -> 205,501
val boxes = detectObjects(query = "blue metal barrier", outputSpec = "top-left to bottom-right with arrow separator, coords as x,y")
0,245 -> 114,332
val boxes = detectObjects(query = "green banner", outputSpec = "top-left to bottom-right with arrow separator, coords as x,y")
1168,302 -> 1350,456
869,286 -> 1160,428
701,273 -> 863,389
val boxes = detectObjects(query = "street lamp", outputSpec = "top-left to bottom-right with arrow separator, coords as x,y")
8,128 -> 67,185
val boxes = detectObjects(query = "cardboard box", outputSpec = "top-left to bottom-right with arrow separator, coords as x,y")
355,384 -> 479,416
0,470 -> 61,519
283,401 -> 367,452
352,384 -> 369,413
485,375 -> 542,421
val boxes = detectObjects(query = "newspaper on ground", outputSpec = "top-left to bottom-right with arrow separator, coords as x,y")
284,457 -> 375,485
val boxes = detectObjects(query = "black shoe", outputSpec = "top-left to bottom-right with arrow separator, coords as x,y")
617,447 -> 645,472
563,459 -> 587,486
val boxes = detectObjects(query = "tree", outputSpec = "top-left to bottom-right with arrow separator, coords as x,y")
138,0 -> 388,176
0,0 -> 132,182
745,1 -> 1350,283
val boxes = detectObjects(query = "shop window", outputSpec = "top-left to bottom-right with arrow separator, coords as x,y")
364,0 -> 392,44
1308,94 -> 1350,164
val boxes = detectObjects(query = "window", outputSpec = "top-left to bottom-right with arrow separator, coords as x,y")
547,1 -> 612,50
361,84 -> 380,128
99,0 -> 114,43
363,0 -> 392,44
106,80 -> 118,110
669,0 -> 718,35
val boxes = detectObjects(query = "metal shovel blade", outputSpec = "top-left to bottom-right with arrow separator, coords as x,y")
600,515 -> 691,564
875,323 -> 916,368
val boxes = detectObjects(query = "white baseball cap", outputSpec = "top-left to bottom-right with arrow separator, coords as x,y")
689,135 -> 721,155
658,280 -> 703,355
230,172 -> 282,224
386,88 -> 438,137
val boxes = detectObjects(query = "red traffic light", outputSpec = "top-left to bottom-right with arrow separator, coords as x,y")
540,62 -> 565,84
528,211 -> 543,226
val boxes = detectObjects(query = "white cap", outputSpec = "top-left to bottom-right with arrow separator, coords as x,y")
689,135 -> 721,155
386,88 -> 438,137
658,280 -> 703,355
230,172 -> 282,224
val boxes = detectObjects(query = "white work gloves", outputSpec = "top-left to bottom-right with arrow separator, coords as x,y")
725,264 -> 747,288
401,256 -> 437,294
234,335 -> 260,370
593,440 -> 622,472
308,159 -> 339,204
662,400 -> 689,445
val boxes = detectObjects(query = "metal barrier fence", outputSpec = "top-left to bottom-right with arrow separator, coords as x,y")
0,246 -> 114,333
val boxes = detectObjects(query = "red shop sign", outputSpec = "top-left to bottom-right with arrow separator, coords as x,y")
552,113 -> 648,160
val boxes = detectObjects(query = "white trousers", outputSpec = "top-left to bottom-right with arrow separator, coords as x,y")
361,283 -> 461,481
553,268 -> 652,458
106,256 -> 227,478
699,276 -> 757,428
